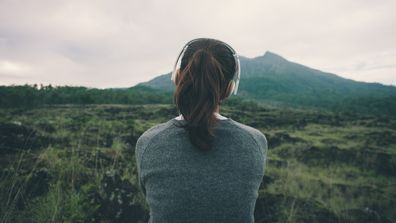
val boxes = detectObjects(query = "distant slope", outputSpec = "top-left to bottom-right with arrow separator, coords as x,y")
138,51 -> 396,116
140,72 -> 175,92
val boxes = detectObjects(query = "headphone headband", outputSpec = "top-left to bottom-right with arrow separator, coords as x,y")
171,38 -> 241,95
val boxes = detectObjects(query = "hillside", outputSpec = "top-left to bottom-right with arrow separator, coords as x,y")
138,52 -> 396,116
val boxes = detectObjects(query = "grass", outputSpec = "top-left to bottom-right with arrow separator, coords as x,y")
0,104 -> 395,222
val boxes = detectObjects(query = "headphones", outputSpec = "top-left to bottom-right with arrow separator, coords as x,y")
171,38 -> 241,95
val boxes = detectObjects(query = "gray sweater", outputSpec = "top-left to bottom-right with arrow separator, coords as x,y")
135,117 -> 268,223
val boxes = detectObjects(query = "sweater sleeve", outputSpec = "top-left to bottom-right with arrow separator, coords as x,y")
256,130 -> 268,159
135,133 -> 149,196
250,129 -> 269,174
135,123 -> 165,196
229,120 -> 269,174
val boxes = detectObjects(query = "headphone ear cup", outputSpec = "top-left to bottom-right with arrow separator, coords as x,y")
231,80 -> 236,96
172,69 -> 179,85
225,80 -> 236,98
172,73 -> 176,85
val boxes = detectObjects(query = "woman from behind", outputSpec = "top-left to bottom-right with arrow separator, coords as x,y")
135,38 -> 268,223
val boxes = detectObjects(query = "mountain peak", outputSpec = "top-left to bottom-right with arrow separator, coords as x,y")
261,51 -> 287,61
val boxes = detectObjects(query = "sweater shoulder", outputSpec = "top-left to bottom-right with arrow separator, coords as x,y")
228,119 -> 268,156
135,120 -> 172,161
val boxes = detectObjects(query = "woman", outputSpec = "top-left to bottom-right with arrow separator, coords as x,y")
135,38 -> 268,223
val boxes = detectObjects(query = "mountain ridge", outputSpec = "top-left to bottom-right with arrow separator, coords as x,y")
137,51 -> 396,116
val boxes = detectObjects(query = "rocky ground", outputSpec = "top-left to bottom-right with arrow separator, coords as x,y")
0,104 -> 395,222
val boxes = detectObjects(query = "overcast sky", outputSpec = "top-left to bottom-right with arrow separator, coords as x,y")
0,0 -> 395,88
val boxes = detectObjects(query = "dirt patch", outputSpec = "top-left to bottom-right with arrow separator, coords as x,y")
282,145 -> 396,176
0,123 -> 50,154
267,132 -> 304,148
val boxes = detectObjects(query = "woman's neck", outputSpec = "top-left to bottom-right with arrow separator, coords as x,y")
175,106 -> 225,121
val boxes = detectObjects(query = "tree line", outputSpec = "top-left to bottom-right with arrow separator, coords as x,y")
0,84 -> 173,108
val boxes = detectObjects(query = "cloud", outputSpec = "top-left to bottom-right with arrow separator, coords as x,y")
0,0 -> 395,87
0,60 -> 30,74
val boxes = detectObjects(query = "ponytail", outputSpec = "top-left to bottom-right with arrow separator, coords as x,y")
174,48 -> 226,151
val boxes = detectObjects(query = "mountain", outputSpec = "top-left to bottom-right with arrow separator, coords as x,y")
137,51 -> 396,116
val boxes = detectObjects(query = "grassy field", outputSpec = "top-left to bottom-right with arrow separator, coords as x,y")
0,104 -> 395,223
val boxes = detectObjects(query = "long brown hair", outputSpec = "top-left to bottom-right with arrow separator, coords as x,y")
173,38 -> 236,151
